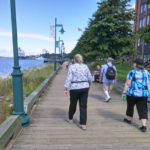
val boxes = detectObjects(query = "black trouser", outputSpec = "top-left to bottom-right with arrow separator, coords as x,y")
126,96 -> 148,120
69,88 -> 89,125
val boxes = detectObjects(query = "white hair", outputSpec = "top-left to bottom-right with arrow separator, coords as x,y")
107,57 -> 114,63
74,54 -> 83,63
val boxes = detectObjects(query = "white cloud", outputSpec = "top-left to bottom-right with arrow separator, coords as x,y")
19,33 -> 53,41
0,48 -> 13,57
0,29 -> 77,56
0,31 -> 53,42
0,30 -> 55,56
65,40 -> 77,53
0,31 -> 11,37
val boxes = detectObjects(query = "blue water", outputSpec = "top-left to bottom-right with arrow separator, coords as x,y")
0,57 -> 45,76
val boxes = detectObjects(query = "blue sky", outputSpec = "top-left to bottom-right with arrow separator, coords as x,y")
0,0 -> 135,57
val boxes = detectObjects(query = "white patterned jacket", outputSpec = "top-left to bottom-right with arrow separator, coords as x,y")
64,63 -> 92,90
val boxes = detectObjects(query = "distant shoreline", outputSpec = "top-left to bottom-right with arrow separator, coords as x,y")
0,56 -> 13,58
0,73 -> 11,79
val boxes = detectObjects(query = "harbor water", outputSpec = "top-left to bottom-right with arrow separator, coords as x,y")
0,57 -> 45,77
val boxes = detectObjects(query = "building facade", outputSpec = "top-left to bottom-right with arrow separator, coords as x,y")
134,0 -> 150,61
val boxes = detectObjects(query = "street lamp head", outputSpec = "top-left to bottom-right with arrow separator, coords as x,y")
60,27 -> 65,34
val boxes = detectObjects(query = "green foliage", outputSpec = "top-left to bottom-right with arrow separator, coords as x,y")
70,0 -> 135,61
23,64 -> 53,97
0,78 -> 12,97
138,25 -> 150,44
146,0 -> 150,4
90,61 -> 104,69
84,51 -> 104,62
116,63 -> 132,81
0,64 -> 53,124
0,101 -> 13,123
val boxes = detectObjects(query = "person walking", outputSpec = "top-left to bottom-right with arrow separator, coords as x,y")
93,65 -> 101,82
122,58 -> 150,132
101,57 -> 117,102
64,54 -> 92,130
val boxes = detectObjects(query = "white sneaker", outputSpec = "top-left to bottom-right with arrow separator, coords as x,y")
80,125 -> 87,130
67,119 -> 73,124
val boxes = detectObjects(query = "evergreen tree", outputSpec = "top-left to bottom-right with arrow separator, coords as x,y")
70,0 -> 135,61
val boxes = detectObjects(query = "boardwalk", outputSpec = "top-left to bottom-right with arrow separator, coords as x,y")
10,66 -> 150,150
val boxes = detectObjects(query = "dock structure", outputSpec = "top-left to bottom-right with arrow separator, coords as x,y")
9,66 -> 150,150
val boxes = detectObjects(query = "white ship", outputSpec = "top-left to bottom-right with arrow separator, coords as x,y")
18,47 -> 25,59
35,56 -> 44,61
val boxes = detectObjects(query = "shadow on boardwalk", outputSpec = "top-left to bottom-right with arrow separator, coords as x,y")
9,66 -> 150,150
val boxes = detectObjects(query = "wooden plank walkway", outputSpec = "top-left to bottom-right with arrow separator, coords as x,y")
10,66 -> 150,150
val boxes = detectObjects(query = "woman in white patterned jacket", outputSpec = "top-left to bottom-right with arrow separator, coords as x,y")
64,54 -> 92,130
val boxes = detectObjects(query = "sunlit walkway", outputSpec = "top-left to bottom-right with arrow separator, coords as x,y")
10,66 -> 150,150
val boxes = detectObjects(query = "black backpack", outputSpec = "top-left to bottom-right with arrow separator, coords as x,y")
105,64 -> 116,80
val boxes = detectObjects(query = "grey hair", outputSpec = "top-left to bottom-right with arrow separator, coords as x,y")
74,54 -> 83,63
107,57 -> 114,63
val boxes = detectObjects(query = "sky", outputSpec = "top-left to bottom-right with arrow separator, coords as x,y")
0,0 -> 135,57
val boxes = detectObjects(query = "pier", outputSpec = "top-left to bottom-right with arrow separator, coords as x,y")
6,65 -> 150,150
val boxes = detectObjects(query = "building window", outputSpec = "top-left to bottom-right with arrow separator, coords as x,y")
138,39 -> 143,46
141,3 -> 146,14
138,39 -> 140,46
139,18 -> 145,28
147,16 -> 150,25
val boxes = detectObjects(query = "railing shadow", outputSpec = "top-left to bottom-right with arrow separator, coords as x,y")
48,108 -> 67,118
96,108 -> 139,129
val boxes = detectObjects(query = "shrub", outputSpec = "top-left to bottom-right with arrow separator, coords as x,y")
0,64 -> 53,124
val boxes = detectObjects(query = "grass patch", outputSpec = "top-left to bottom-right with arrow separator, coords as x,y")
116,63 -> 132,81
23,64 -> 53,97
0,64 -> 53,124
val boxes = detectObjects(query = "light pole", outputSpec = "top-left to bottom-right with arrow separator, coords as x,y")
62,46 -> 65,60
10,0 -> 29,126
58,37 -> 64,60
54,17 -> 65,71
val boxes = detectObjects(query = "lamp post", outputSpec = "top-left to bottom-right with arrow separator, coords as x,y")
62,46 -> 65,59
58,37 -> 64,60
10,0 -> 29,126
54,18 -> 65,71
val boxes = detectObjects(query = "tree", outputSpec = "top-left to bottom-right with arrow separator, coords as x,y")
146,0 -> 150,4
70,0 -> 135,61
138,26 -> 150,43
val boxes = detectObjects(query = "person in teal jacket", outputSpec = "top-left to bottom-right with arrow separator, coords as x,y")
122,58 -> 150,132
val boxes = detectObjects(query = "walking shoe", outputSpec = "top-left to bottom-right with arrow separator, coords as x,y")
66,119 -> 73,124
80,125 -> 87,130
105,98 -> 111,103
139,126 -> 147,132
123,118 -> 131,124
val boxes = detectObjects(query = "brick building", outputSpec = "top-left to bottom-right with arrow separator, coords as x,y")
134,0 -> 150,61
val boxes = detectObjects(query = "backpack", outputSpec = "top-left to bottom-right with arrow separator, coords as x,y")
105,64 -> 116,80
